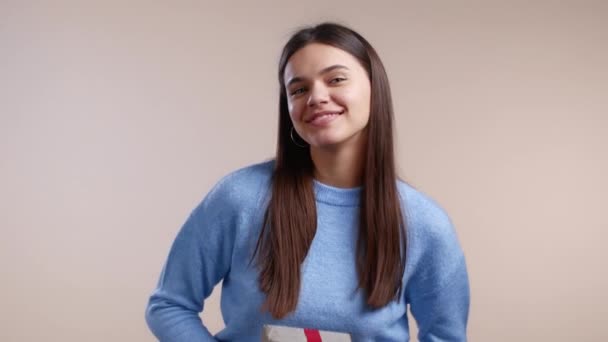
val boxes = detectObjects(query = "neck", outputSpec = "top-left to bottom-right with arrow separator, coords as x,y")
310,132 -> 367,189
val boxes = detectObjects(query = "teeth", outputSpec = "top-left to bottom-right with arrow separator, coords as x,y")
314,114 -> 335,121
308,111 -> 342,123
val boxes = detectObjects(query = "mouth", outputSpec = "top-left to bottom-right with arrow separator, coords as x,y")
305,110 -> 345,124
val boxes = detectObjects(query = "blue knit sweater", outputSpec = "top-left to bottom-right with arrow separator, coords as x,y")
145,160 -> 470,341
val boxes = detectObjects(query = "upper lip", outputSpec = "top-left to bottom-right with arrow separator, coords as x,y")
305,110 -> 344,123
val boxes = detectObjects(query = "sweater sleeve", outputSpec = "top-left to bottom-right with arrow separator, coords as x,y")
145,179 -> 237,341
407,205 -> 470,342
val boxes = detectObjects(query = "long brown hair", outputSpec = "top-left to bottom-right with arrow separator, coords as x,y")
254,22 -> 406,319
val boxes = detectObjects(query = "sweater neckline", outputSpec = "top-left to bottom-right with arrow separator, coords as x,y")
312,179 -> 361,207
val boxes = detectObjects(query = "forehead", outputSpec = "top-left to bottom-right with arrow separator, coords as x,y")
283,43 -> 362,80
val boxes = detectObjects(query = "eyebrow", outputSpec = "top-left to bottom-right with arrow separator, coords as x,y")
286,64 -> 349,87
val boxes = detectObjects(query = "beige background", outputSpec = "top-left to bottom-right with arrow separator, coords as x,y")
1,1 -> 607,341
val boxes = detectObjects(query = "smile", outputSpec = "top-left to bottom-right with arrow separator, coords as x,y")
306,110 -> 344,126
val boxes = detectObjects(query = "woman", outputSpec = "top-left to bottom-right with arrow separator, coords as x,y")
146,22 -> 470,341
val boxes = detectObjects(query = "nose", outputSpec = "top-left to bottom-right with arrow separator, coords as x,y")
306,82 -> 329,107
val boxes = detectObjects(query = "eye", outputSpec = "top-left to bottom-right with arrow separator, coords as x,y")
290,88 -> 306,96
330,77 -> 346,84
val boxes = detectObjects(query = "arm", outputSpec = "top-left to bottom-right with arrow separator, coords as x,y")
407,204 -> 470,342
409,257 -> 470,342
145,181 -> 236,341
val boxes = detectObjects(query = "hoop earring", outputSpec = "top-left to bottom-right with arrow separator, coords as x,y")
290,126 -> 307,148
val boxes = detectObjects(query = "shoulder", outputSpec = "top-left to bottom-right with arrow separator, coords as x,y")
194,159 -> 275,216
213,159 -> 275,194
396,180 -> 456,241
397,181 -> 466,293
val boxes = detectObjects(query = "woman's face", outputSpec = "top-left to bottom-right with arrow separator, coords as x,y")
283,43 -> 371,149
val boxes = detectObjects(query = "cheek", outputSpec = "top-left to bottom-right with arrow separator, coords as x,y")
358,85 -> 372,120
286,100 -> 296,119
338,87 -> 370,117
288,100 -> 305,122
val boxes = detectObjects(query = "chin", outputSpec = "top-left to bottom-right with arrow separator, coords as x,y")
309,136 -> 348,149
310,127 -> 366,147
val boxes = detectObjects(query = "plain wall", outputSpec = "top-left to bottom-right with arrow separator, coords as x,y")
1,1 -> 607,341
